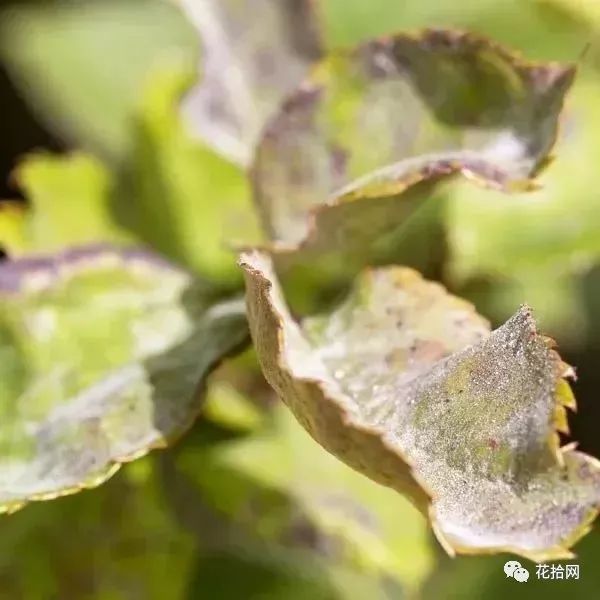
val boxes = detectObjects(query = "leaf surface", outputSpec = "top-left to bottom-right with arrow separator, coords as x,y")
178,0 -> 323,165
0,64 -> 263,283
240,250 -> 600,560
252,30 -> 574,246
0,154 -> 131,257
0,244 -> 248,511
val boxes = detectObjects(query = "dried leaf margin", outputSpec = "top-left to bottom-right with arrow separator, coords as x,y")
0,244 -> 249,513
240,250 -> 600,561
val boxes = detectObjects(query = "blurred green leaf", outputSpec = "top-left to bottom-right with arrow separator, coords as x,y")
185,545 -> 405,600
116,63 -> 263,283
0,153 -> 131,255
0,458 -> 196,600
186,550 -> 340,600
0,244 -> 248,511
0,0 -> 197,158
540,0 -> 600,30
1,63 -> 263,283
202,381 -> 265,433
240,251 -> 600,560
322,0 -> 588,61
184,403 -> 433,591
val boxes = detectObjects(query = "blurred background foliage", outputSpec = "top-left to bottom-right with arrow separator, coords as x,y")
1,0 -> 600,598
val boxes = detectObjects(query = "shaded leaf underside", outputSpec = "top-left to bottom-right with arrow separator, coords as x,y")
240,251 -> 600,560
0,244 -> 248,512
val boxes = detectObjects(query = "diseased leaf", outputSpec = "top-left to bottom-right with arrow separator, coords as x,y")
0,244 -> 248,512
252,29 -> 574,246
240,250 -> 600,560
178,0 -> 323,166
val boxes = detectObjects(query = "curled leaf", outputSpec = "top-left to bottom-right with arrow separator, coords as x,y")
0,244 -> 248,511
252,29 -> 575,246
178,0 -> 323,166
240,250 -> 600,560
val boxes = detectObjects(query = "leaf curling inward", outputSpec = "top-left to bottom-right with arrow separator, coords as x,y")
240,250 -> 600,561
0,244 -> 249,512
251,29 -> 575,246
177,0 -> 323,166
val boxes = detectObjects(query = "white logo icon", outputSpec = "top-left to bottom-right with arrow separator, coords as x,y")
504,560 -> 529,582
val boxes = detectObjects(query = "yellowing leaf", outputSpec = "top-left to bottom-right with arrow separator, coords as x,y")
178,0 -> 323,165
1,153 -> 131,256
0,202 -> 27,254
0,244 -> 248,512
2,64 -> 263,283
252,29 -> 574,246
240,250 -> 600,560
541,0 -> 600,29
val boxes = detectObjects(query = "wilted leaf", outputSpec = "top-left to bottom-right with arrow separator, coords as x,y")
0,244 -> 248,512
240,250 -> 600,560
252,29 -> 574,246
178,0 -> 323,166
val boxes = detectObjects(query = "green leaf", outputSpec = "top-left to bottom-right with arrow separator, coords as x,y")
0,0 -> 197,158
117,63 -> 263,282
541,0 -> 600,30
185,548 -> 395,600
1,64 -> 263,283
182,402 -> 434,592
0,244 -> 248,512
0,202 -> 27,255
0,458 -> 196,599
178,0 -> 323,165
252,30 -> 574,247
240,250 -> 600,561
0,153 -> 131,256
